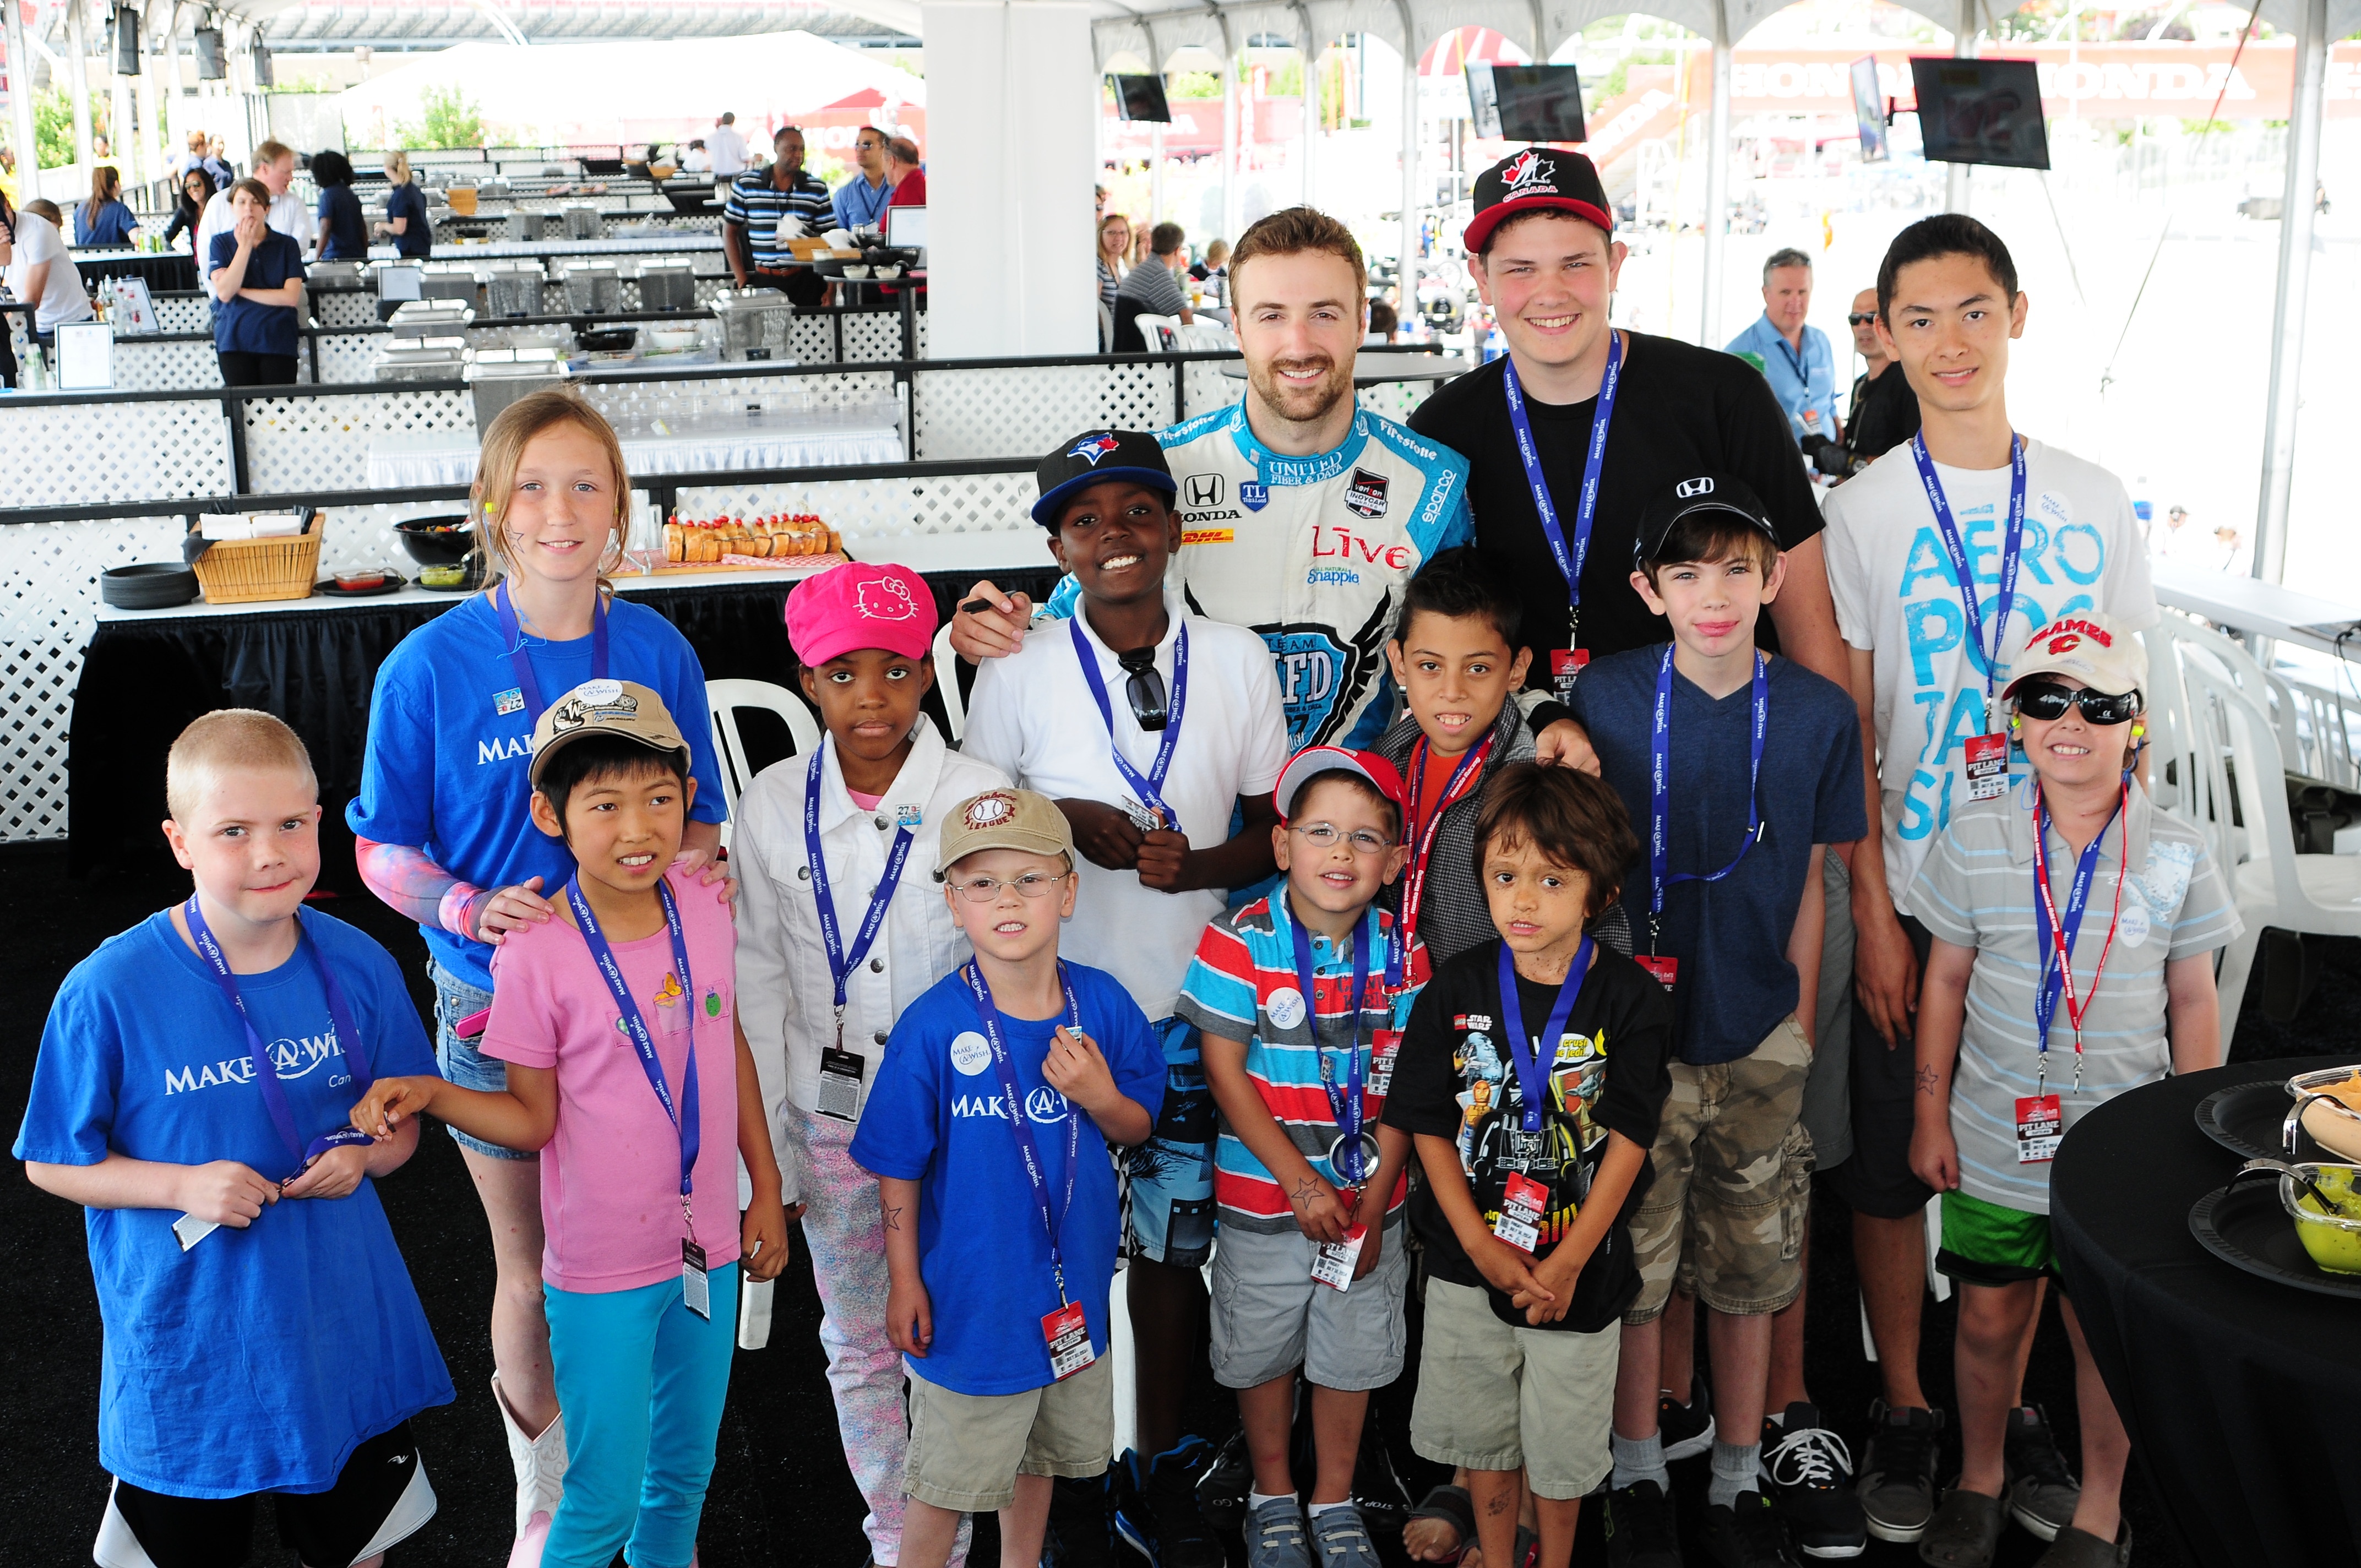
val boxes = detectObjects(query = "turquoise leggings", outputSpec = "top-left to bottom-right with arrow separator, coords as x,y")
543,1264 -> 739,1568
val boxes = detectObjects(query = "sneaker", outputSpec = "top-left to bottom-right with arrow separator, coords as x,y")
1307,1502 -> 1383,1568
1113,1439 -> 1225,1568
1196,1430 -> 1252,1536
1245,1495 -> 1312,1568
1660,1367 -> 1717,1462
1856,1402 -> 1944,1544
1760,1403 -> 1868,1559
1602,1479 -> 1682,1568
1046,1472 -> 1118,1568
1699,1491 -> 1801,1568
2003,1406 -> 2082,1544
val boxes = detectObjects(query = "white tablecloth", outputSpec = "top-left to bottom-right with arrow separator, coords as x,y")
367,418 -> 906,487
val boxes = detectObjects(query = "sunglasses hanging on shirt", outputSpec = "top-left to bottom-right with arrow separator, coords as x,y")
1118,646 -> 1168,731
2012,680 -> 2140,727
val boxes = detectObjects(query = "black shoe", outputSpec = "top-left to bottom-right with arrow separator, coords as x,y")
1194,1429 -> 1251,1536
1113,1438 -> 1225,1568
1046,1471 -> 1117,1568
1660,1385 -> 1718,1463
1699,1491 -> 1801,1568
1348,1412 -> 1413,1539
1856,1401 -> 1944,1544
1761,1403 -> 1868,1559
2003,1404 -> 2081,1544
1603,1479 -> 1682,1568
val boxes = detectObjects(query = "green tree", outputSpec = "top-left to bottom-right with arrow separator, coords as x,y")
395,84 -> 485,150
33,88 -> 110,170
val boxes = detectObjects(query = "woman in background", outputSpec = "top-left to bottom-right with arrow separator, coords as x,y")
311,149 -> 368,261
163,167 -> 216,263
375,150 -> 433,259
73,166 -> 138,248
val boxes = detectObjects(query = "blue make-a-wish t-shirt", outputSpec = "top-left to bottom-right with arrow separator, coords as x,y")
848,962 -> 1163,1396
13,908 -> 455,1498
345,591 -> 728,992
1568,645 -> 1866,1065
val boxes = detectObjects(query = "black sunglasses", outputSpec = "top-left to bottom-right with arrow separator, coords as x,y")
2013,680 -> 2140,726
1118,647 -> 1167,731
1847,312 -> 1878,326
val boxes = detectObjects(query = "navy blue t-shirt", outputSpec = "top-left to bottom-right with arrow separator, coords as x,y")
316,185 -> 368,260
385,182 -> 432,258
848,962 -> 1163,1396
208,228 -> 306,357
1568,645 -> 1865,1064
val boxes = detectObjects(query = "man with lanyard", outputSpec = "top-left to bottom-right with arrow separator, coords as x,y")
1726,248 -> 1843,456
1838,286 -> 1920,477
835,127 -> 896,231
1820,214 -> 2157,1544
953,205 -> 1592,769
723,125 -> 836,308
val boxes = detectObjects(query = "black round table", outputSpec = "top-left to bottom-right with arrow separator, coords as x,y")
2050,1055 -> 2361,1568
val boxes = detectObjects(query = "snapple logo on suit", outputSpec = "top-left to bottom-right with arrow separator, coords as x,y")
164,1017 -> 350,1096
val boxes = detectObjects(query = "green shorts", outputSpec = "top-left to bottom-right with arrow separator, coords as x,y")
1935,1189 -> 2059,1288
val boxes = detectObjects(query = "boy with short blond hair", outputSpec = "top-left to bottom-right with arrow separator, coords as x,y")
17,710 -> 453,1568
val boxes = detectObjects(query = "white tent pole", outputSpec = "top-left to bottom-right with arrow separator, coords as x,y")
1946,0 -> 1976,212
1700,4 -> 1731,347
1396,0 -> 1417,327
1218,13 -> 1237,243
1151,118 -> 1166,223
2252,0 -> 2326,585
4,0 -> 39,194
69,0 -> 94,173
1294,1 -> 1315,209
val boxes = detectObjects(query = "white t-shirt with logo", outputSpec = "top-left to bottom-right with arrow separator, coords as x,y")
962,590 -> 1289,1020
1824,437 -> 2158,913
5,211 -> 95,331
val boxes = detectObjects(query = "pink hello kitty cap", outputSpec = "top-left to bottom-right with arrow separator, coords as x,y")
785,561 -> 938,668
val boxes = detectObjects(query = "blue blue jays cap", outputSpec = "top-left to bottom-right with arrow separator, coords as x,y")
1031,428 -> 1176,529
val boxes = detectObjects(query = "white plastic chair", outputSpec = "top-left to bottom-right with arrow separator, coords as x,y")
2177,654 -> 2361,1048
931,621 -> 966,744
705,678 -> 822,850
1132,311 -> 1183,351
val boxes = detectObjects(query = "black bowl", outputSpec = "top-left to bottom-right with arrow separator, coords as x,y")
394,514 -> 477,568
578,326 -> 637,353
101,563 -> 199,609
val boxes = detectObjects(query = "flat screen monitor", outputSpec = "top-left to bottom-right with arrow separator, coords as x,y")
885,205 -> 927,250
1465,63 -> 1587,144
1108,74 -> 1172,124
1853,56 -> 1889,163
1910,56 -> 2050,170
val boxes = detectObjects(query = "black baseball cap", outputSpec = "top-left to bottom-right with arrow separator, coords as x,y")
1633,473 -> 1781,568
1031,429 -> 1176,529
1464,147 -> 1613,254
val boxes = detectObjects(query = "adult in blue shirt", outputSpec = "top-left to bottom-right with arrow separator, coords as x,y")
1725,247 -> 1842,451
374,150 -> 432,259
309,148 -> 369,261
208,178 -> 307,387
72,166 -> 138,248
833,126 -> 895,230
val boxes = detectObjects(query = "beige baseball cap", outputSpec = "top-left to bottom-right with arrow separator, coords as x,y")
935,787 -> 1075,875
527,678 -> 690,787
2002,612 -> 2148,699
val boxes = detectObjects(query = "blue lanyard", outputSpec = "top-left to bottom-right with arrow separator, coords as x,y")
182,896 -> 376,1180
1071,618 -> 1189,835
1287,900 -> 1374,1185
1502,328 -> 1621,647
1649,646 -> 1770,939
2030,783 -> 2128,1090
1768,326 -> 1809,387
566,876 -> 701,1213
494,579 -> 611,722
1907,432 -> 2026,707
1494,938 -> 1592,1133
964,961 -> 1085,1304
803,747 -> 915,1018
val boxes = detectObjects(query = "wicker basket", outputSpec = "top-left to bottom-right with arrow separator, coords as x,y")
192,527 -> 325,605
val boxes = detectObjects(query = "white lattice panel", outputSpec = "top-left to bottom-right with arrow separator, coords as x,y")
241,388 -> 475,495
1358,379 -> 1441,421
789,315 -> 837,362
913,314 -> 928,358
152,296 -> 213,333
7,308 -> 28,369
1180,358 -> 1242,420
670,471 -> 1041,558
843,310 -> 905,363
315,334 -> 385,384
113,338 -> 224,391
0,400 -> 234,507
911,363 -> 1176,462
317,292 -> 379,329
0,513 -> 188,840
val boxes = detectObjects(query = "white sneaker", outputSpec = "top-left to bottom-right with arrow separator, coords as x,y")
492,1374 -> 568,1537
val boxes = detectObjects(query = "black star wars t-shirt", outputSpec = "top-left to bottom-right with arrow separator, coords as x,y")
1407,333 -> 1825,685
1383,938 -> 1673,1332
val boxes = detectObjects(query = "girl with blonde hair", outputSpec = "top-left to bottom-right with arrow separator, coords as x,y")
347,390 -> 731,1562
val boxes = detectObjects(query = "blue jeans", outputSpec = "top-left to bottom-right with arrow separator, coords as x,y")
429,964 -> 532,1160
543,1265 -> 740,1568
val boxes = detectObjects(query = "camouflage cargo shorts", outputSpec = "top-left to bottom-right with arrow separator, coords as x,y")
1625,1015 -> 1815,1321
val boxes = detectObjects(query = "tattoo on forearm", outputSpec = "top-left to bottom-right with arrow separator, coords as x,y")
883,1205 -> 902,1232
1916,1065 -> 1940,1097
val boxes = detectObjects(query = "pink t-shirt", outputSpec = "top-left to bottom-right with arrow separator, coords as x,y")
482,868 -> 741,1292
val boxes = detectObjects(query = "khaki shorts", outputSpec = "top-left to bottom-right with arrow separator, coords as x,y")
1628,1015 -> 1815,1321
1209,1218 -> 1410,1392
1409,1278 -> 1618,1500
902,1354 -> 1114,1512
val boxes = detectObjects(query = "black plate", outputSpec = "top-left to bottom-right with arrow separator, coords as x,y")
415,570 -> 476,594
2195,1079 -> 2293,1161
313,573 -> 407,599
101,562 -> 199,609
2189,1179 -> 2361,1299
